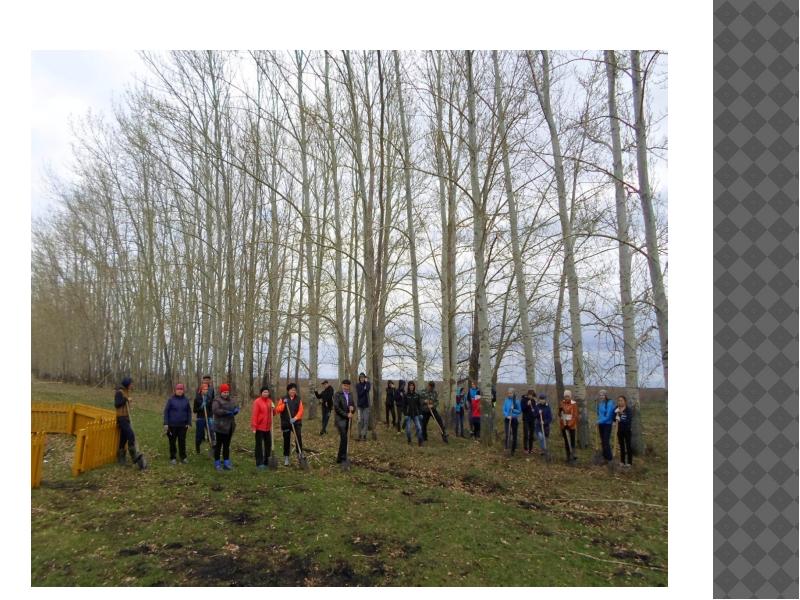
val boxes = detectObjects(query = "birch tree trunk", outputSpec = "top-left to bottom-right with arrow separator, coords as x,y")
466,51 -> 494,445
606,50 -> 643,454
492,50 -> 536,388
530,50 -> 587,447
630,50 -> 668,397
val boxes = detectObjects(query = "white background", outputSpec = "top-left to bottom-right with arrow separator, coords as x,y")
5,0 -> 710,596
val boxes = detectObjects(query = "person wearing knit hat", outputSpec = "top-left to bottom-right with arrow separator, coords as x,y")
533,393 -> 553,455
276,383 -> 305,466
113,376 -> 146,469
212,383 -> 239,470
163,383 -> 192,464
558,390 -> 579,462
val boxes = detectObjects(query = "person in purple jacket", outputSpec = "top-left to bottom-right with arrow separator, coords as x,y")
163,383 -> 192,464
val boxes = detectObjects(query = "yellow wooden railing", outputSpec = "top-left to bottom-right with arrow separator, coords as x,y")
31,403 -> 120,486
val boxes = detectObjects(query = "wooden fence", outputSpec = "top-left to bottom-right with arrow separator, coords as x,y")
31,403 -> 120,486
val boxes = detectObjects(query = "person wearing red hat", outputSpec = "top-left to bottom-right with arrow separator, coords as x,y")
212,383 -> 239,470
163,383 -> 192,464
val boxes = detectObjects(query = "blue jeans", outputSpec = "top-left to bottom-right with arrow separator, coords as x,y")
536,428 -> 548,451
405,415 -> 422,442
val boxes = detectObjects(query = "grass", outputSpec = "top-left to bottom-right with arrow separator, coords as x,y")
31,380 -> 667,586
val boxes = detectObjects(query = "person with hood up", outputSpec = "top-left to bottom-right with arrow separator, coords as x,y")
163,383 -> 192,464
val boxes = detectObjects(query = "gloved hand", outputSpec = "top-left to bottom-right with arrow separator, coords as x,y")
233,407 -> 240,415
226,410 -> 235,416
290,417 -> 296,424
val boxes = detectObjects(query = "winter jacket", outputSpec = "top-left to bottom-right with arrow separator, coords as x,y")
194,390 -> 214,419
333,390 -> 355,427
314,386 -> 334,411
251,396 -> 274,432
470,397 -> 481,418
596,397 -> 616,426
422,389 -> 439,412
114,388 -> 130,419
468,387 -> 480,401
521,394 -> 536,419
615,406 -> 632,432
356,381 -> 371,408
404,391 -> 422,418
385,387 -> 396,407
395,386 -> 407,415
502,396 -> 521,420
558,399 -> 579,431
163,394 -> 192,427
533,403 -> 552,436
276,395 -> 304,430
212,396 -> 238,435
455,389 -> 466,413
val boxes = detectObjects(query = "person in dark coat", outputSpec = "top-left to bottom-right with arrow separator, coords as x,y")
114,377 -> 146,469
454,387 -> 466,438
404,381 -> 424,446
193,380 -> 215,453
395,380 -> 407,433
355,373 -> 371,441
533,393 -> 553,454
615,395 -> 633,467
163,383 -> 192,464
314,380 -> 334,435
333,379 -> 356,463
521,388 -> 536,454
212,383 -> 239,471
385,380 -> 397,428
276,383 -> 304,466
421,381 -> 448,443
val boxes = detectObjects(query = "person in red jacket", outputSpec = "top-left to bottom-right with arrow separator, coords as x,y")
251,386 -> 275,470
470,394 -> 482,440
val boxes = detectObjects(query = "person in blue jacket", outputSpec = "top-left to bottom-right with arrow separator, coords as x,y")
533,393 -> 552,454
503,389 -> 522,455
163,383 -> 192,464
596,389 -> 616,463
454,386 -> 466,438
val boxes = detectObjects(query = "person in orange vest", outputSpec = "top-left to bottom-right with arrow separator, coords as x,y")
558,390 -> 579,463
276,383 -> 304,466
251,386 -> 275,470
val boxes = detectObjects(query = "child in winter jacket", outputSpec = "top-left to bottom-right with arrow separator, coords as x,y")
470,395 -> 482,440
558,390 -> 579,462
533,393 -> 552,454
163,383 -> 192,464
615,395 -> 633,467
502,390 -> 522,455
251,387 -> 274,469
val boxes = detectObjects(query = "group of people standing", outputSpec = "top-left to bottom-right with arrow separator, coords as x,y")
112,375 -> 635,472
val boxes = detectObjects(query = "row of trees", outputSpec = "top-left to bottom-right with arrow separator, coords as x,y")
32,50 -> 667,449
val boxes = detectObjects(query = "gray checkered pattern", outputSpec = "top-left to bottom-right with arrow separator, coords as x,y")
714,1 -> 799,597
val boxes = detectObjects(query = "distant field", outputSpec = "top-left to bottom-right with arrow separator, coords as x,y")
31,380 -> 667,586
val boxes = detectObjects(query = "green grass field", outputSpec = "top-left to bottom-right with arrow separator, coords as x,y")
31,380 -> 667,586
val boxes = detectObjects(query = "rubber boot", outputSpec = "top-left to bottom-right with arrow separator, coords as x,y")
117,448 -> 127,465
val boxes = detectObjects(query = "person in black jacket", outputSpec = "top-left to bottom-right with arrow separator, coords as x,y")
194,380 -> 215,453
404,381 -> 424,446
521,388 -> 536,455
615,395 -> 633,467
314,380 -> 334,435
385,380 -> 397,428
533,393 -> 553,454
333,379 -> 356,463
356,373 -> 371,441
163,383 -> 192,464
276,383 -> 304,466
395,380 -> 407,433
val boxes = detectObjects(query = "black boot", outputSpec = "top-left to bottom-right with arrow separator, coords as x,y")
117,449 -> 126,465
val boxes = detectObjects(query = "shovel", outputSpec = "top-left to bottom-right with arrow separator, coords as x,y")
289,417 -> 310,470
202,400 -> 215,459
428,403 -> 450,444
539,412 -> 553,463
267,400 -> 278,470
607,419 -> 618,474
564,425 -> 577,466
127,403 -> 147,470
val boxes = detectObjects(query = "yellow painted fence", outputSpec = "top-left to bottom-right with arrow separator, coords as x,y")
31,403 -> 120,487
